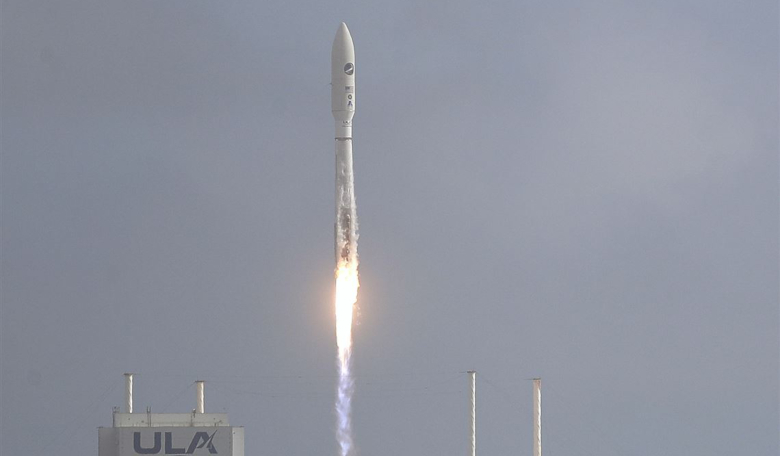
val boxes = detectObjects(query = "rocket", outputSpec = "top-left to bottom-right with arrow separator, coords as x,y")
332,23 -> 358,265
332,22 -> 356,141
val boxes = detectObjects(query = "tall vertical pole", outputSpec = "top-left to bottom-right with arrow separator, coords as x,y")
124,373 -> 134,413
195,380 -> 205,413
533,378 -> 542,456
468,371 -> 476,456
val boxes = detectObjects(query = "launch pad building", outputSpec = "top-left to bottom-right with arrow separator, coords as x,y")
99,375 -> 244,456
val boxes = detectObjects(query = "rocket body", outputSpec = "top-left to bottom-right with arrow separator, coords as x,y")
332,23 -> 357,265
332,22 -> 355,139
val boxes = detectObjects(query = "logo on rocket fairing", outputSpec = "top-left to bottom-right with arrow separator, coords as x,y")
344,63 -> 354,75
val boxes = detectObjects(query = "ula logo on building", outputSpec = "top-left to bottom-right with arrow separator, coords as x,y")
134,431 -> 218,455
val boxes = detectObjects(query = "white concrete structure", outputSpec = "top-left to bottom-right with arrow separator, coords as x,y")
99,376 -> 243,456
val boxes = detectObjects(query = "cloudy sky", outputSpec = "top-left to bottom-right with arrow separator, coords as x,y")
2,1 -> 777,455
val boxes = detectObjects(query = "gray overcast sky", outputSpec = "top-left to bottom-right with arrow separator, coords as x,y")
1,1 -> 777,455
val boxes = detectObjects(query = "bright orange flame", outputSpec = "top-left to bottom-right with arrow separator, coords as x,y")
335,262 -> 359,354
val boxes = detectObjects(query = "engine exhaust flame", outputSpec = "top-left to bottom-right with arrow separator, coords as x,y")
336,263 -> 358,354
335,261 -> 358,456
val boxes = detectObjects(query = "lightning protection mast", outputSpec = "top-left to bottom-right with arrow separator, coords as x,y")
533,378 -> 541,456
468,371 -> 476,456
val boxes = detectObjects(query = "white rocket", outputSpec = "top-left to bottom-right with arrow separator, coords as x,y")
332,23 -> 358,265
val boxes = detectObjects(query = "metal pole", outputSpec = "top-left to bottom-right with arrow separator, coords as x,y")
124,373 -> 134,413
195,380 -> 205,413
468,371 -> 476,456
533,378 -> 542,456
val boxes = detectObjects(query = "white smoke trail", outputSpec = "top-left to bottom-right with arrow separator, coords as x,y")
336,319 -> 354,456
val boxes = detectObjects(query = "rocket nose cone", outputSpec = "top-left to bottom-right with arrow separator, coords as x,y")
332,22 -> 354,55
337,22 -> 350,39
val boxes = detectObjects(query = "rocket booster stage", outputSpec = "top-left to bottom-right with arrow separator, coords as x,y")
332,23 -> 357,265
